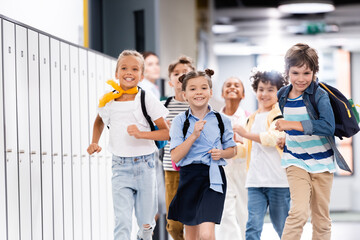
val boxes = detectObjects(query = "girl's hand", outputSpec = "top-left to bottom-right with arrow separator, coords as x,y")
127,124 -> 142,139
233,124 -> 247,137
277,137 -> 285,150
192,120 -> 206,139
166,119 -> 171,128
208,148 -> 222,160
87,143 -> 102,155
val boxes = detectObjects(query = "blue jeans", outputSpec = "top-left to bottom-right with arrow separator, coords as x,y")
246,187 -> 290,240
112,153 -> 157,240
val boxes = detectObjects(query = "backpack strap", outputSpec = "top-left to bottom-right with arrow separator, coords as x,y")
214,111 -> 225,144
164,96 -> 173,108
309,82 -> 319,118
182,110 -> 225,144
140,88 -> 156,131
272,115 -> 284,122
183,109 -> 190,139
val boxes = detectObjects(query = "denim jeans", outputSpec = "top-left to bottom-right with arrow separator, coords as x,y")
246,187 -> 290,240
112,153 -> 157,240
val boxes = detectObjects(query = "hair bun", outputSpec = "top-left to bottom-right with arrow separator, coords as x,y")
205,68 -> 214,77
178,73 -> 186,83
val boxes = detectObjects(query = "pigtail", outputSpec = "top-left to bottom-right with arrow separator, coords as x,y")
178,73 -> 187,83
205,68 -> 214,77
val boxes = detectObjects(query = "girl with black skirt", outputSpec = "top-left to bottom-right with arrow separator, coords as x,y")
168,69 -> 237,240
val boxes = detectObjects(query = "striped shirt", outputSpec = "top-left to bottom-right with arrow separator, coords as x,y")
161,97 -> 189,171
282,95 -> 336,173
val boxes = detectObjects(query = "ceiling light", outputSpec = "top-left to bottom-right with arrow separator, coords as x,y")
278,1 -> 335,14
212,25 -> 237,34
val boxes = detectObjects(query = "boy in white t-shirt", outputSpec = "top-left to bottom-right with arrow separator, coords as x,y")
233,69 -> 289,240
87,50 -> 169,240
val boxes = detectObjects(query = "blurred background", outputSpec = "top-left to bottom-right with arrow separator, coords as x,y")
1,0 -> 360,239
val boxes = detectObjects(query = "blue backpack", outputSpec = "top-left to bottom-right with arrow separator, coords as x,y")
310,81 -> 360,139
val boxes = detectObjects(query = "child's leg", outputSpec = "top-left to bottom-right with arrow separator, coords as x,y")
184,225 -> 199,240
134,153 -> 157,240
112,156 -> 135,240
310,171 -> 333,240
281,166 -> 311,240
267,188 -> 290,238
245,187 -> 268,240
164,170 -> 184,240
199,222 -> 215,240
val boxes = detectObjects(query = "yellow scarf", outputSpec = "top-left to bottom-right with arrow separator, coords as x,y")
98,80 -> 139,108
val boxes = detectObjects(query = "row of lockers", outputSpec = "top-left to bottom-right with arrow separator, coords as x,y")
0,17 -> 116,240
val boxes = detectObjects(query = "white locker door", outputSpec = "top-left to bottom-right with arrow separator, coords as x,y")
50,38 -> 64,240
0,18 -> 8,240
28,29 -> 42,240
95,54 -> 108,240
88,51 -> 100,240
39,33 -> 54,240
79,48 -> 91,240
15,25 -> 32,240
70,45 -> 82,240
60,42 -> 73,240
3,20 -> 20,240
103,57 -> 114,238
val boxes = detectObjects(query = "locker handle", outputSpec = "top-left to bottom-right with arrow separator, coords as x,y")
21,51 -> 24,57
31,151 -> 36,155
8,46 -> 11,53
53,153 -> 58,156
81,154 -> 86,157
42,152 -> 47,155
19,150 -> 25,154
73,154 -> 78,157
6,149 -> 12,153
63,153 -> 68,157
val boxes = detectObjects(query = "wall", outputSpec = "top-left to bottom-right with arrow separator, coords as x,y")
0,0 -> 83,45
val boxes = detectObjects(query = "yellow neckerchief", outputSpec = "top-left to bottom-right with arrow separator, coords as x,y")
98,80 -> 138,108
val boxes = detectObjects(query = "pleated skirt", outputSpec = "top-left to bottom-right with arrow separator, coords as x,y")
167,163 -> 227,226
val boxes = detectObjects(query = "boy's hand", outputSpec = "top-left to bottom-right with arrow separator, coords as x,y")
277,137 -> 285,150
233,124 -> 247,137
208,148 -> 222,160
192,120 -> 206,139
127,124 -> 142,138
275,119 -> 288,131
87,143 -> 102,155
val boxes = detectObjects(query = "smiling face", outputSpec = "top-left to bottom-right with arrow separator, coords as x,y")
183,76 -> 212,110
256,81 -> 278,112
144,54 -> 160,82
288,64 -> 314,97
115,55 -> 144,90
221,77 -> 244,101
169,63 -> 193,93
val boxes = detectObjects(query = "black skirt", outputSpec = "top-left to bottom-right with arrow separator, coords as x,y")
167,163 -> 227,226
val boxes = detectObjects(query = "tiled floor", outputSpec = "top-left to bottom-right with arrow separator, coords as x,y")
262,222 -> 360,240
261,211 -> 360,240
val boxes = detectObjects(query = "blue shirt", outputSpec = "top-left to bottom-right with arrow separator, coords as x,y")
170,106 -> 236,193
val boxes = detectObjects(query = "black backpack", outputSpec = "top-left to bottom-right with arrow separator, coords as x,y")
182,109 -> 225,144
139,88 -> 167,149
310,82 -> 360,139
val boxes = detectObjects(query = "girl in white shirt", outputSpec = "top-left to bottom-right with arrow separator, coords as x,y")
87,50 -> 169,240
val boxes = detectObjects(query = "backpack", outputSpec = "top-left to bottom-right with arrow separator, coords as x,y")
182,109 -> 225,144
310,82 -> 360,139
140,88 -> 167,149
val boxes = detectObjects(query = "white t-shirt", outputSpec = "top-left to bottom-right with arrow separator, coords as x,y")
138,79 -> 160,99
98,91 -> 169,157
245,111 -> 288,188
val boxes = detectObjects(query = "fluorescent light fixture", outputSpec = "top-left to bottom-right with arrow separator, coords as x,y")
212,25 -> 237,34
278,1 -> 335,14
